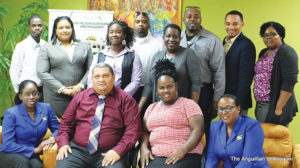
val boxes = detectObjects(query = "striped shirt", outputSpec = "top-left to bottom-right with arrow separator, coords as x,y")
144,97 -> 204,157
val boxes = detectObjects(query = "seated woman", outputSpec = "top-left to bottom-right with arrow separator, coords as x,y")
205,94 -> 270,168
0,80 -> 60,168
140,59 -> 204,168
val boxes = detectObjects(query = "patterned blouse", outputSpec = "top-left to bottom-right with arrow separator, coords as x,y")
253,48 -> 279,101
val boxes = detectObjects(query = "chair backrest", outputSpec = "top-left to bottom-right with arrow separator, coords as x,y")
261,123 -> 292,168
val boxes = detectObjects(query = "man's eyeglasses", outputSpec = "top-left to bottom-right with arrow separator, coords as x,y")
135,11 -> 148,17
216,106 -> 237,114
262,32 -> 278,38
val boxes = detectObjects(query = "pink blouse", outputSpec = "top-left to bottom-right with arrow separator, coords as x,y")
144,97 -> 204,157
253,48 -> 279,101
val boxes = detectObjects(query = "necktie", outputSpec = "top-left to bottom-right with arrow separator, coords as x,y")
86,95 -> 106,154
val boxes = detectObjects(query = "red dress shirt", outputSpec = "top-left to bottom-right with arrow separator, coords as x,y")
56,87 -> 141,157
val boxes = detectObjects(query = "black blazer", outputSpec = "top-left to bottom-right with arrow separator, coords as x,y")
260,43 -> 299,125
223,33 -> 256,109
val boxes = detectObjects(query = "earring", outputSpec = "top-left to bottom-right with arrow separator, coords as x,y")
122,40 -> 126,46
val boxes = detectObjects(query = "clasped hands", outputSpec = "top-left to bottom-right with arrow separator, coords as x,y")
33,137 -> 56,154
140,146 -> 188,168
62,85 -> 82,97
56,145 -> 120,166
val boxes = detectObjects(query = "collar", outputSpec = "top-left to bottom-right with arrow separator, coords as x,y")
19,102 -> 43,126
28,35 -> 42,48
224,32 -> 241,44
57,39 -> 77,46
101,46 -> 133,57
181,26 -> 209,47
135,33 -> 152,43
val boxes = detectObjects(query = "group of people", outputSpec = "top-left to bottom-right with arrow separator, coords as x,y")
0,6 -> 298,168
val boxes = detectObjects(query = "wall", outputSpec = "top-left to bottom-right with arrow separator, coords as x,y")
2,0 -> 300,143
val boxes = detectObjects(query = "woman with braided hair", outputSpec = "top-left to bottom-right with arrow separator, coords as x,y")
140,59 -> 204,168
87,20 -> 142,96
139,23 -> 201,112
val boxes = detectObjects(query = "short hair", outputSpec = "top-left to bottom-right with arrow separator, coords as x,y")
225,10 -> 243,22
163,24 -> 181,36
106,20 -> 135,48
28,14 -> 42,25
184,6 -> 201,16
217,94 -> 240,106
92,63 -> 114,75
153,59 -> 177,83
51,16 -> 78,45
260,21 -> 285,41
15,80 -> 38,105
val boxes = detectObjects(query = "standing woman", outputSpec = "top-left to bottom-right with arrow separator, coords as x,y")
254,21 -> 298,126
37,16 -> 93,118
87,20 -> 142,96
139,24 -> 201,110
0,80 -> 59,168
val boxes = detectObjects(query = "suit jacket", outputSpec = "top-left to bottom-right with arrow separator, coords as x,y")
223,33 -> 256,109
205,115 -> 270,168
37,41 -> 93,117
0,103 -> 60,158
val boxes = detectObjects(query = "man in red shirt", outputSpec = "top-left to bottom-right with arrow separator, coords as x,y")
55,63 -> 141,167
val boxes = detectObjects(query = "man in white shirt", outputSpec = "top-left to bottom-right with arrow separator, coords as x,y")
9,14 -> 46,101
131,12 -> 163,114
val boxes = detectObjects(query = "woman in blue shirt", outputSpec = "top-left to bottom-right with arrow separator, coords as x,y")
205,94 -> 270,168
0,80 -> 60,168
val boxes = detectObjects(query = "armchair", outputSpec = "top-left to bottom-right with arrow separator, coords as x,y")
0,126 -> 58,168
261,123 -> 300,168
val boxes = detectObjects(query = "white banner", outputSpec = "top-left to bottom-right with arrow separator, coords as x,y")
48,9 -> 114,46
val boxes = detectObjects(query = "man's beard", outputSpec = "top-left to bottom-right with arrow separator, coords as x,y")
135,29 -> 148,37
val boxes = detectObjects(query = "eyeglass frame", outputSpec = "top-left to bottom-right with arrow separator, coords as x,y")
22,91 -> 39,98
216,105 -> 238,114
134,11 -> 148,17
262,32 -> 278,38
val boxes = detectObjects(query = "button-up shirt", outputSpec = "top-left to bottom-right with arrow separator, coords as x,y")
87,47 -> 142,95
9,35 -> 46,92
180,27 -> 225,101
56,87 -> 141,157
224,33 -> 241,54
131,33 -> 163,85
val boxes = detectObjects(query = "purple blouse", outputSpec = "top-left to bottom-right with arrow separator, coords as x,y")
253,48 -> 279,101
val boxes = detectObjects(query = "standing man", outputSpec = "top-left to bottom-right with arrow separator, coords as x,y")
181,7 -> 225,141
131,11 -> 163,113
9,14 -> 46,101
223,10 -> 256,116
55,63 -> 141,167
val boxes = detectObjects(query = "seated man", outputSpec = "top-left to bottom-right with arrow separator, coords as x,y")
55,63 -> 141,168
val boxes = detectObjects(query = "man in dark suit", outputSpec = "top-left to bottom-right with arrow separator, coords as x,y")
223,10 -> 256,115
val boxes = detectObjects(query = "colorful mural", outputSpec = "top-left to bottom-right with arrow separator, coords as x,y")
89,0 -> 181,35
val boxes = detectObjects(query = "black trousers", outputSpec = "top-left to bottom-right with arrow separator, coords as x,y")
198,84 -> 214,144
145,154 -> 201,168
55,142 -> 127,168
0,152 -> 42,168
133,86 -> 152,120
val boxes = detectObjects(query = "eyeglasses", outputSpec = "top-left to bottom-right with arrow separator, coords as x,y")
216,106 -> 237,114
262,32 -> 278,38
23,91 -> 39,98
185,6 -> 200,11
135,11 -> 148,17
